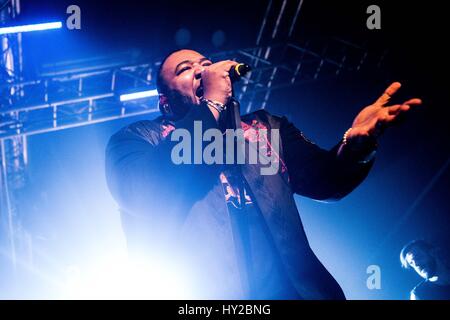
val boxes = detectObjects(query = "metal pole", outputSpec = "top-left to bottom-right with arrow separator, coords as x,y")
0,139 -> 17,269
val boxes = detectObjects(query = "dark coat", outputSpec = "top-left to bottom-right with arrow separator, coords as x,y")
105,103 -> 373,299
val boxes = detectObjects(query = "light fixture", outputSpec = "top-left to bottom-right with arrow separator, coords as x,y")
119,89 -> 159,102
0,21 -> 63,35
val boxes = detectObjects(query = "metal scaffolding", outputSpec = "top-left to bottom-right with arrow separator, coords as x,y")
1,0 -> 28,271
0,39 -> 381,140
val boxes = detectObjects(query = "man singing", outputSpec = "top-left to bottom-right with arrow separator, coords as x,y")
105,49 -> 422,299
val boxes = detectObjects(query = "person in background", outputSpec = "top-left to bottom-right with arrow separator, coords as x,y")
400,239 -> 450,300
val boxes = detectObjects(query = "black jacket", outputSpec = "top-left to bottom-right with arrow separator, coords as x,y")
105,103 -> 374,299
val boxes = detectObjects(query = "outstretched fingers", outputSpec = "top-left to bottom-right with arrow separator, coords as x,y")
375,82 -> 402,105
387,104 -> 407,115
387,98 -> 422,115
402,98 -> 422,106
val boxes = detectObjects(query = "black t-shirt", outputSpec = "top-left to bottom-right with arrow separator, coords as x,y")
412,280 -> 450,300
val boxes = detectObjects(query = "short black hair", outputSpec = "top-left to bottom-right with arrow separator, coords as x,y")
400,240 -> 434,269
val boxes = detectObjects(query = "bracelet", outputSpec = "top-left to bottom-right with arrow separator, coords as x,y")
201,98 -> 227,113
342,128 -> 353,146
341,127 -> 377,164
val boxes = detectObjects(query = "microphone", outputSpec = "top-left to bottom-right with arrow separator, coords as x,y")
225,63 -> 250,129
229,63 -> 251,82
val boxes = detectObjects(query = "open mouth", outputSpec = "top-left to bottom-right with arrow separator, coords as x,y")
195,85 -> 204,99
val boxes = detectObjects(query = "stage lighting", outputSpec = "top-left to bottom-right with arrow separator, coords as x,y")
119,89 -> 159,102
63,253 -> 196,299
0,21 -> 63,35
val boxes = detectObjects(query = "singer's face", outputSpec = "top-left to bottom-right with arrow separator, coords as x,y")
160,49 -> 212,107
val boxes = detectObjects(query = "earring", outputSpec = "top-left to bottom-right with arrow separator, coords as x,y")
163,104 -> 171,115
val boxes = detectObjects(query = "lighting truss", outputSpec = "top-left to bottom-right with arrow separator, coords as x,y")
0,39 -> 385,140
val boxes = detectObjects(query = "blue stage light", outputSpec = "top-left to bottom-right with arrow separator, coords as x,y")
0,21 -> 63,35
120,89 -> 159,102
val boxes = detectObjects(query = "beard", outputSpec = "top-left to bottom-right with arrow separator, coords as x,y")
165,90 -> 197,120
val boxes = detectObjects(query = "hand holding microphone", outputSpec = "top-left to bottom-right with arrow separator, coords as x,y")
201,60 -> 251,105
199,60 -> 250,124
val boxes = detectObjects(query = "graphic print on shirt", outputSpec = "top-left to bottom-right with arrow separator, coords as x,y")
220,172 -> 253,209
241,118 -> 289,183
